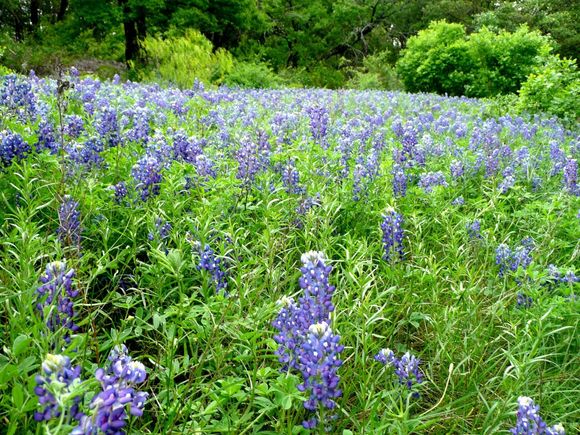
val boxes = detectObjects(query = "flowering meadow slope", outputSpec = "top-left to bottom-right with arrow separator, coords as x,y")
0,72 -> 578,434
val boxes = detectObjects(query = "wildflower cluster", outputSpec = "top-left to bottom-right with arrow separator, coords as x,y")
132,154 -> 163,201
58,195 -> 82,250
418,171 -> 448,193
74,345 -> 148,434
272,251 -> 343,430
236,133 -> 271,187
282,159 -> 305,194
35,262 -> 80,343
381,208 -> 405,262
467,220 -> 482,239
34,354 -> 84,423
547,265 -> 579,286
375,348 -> 423,395
511,396 -> 565,435
0,130 -> 32,168
496,238 -> 534,277
194,242 -> 228,293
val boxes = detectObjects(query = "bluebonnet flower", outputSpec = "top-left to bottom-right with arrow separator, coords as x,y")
0,74 -> 37,119
0,130 -> 32,168
547,264 -> 579,287
73,345 -> 148,435
499,165 -> 516,194
392,164 -> 407,197
34,354 -> 84,423
512,238 -> 534,272
123,107 -> 151,145
467,220 -> 482,239
401,125 -> 418,162
132,154 -> 163,201
452,196 -> 465,206
496,239 -> 534,277
549,143 -> 566,176
65,115 -> 85,138
149,218 -> 172,252
236,134 -> 271,188
510,396 -> 565,435
298,251 -> 336,324
95,107 -> 120,147
194,242 -> 228,293
306,106 -> 329,148
418,171 -> 448,193
450,160 -> 464,179
352,149 -> 380,201
111,181 -> 128,204
375,349 -> 423,395
381,208 -> 404,262
272,252 -> 342,430
496,244 -> 512,277
66,138 -> 104,170
172,130 -> 203,163
35,262 -> 80,342
517,292 -> 533,308
282,159 -> 305,195
36,120 -> 58,153
58,195 -> 82,249
563,158 -> 578,196
297,322 -> 343,426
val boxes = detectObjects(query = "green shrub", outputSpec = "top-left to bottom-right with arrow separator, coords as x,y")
223,61 -> 281,88
142,29 -> 234,88
467,26 -> 552,97
345,50 -> 402,90
517,56 -> 579,124
397,21 -> 553,97
396,21 -> 468,95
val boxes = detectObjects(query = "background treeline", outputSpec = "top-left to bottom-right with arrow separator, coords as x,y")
0,0 -> 578,119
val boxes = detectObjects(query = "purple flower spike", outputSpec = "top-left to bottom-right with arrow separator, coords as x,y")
381,208 -> 405,262
511,396 -> 565,435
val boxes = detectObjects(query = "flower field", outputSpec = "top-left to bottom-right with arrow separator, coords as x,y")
0,71 -> 578,434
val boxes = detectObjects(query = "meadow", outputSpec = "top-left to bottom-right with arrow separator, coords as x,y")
0,71 -> 578,434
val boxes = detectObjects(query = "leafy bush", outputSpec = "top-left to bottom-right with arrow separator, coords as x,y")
467,26 -> 552,97
397,21 -> 553,97
142,29 -> 234,88
517,56 -> 579,124
223,61 -> 282,88
396,21 -> 469,95
345,50 -> 402,90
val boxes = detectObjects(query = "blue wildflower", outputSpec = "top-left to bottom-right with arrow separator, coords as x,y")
381,208 -> 404,262
34,354 -> 84,423
511,396 -> 565,435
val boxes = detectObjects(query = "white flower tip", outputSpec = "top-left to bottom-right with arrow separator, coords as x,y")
276,295 -> 294,307
301,251 -> 325,265
517,396 -> 533,407
308,321 -> 329,336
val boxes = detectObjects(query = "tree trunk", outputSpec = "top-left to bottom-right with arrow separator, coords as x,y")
119,0 -> 139,64
30,0 -> 40,30
57,0 -> 69,21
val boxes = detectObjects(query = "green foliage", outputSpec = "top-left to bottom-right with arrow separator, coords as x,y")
467,26 -> 552,97
223,61 -> 282,89
141,29 -> 234,87
517,56 -> 580,124
345,50 -> 402,90
397,21 -> 474,95
397,21 -> 553,97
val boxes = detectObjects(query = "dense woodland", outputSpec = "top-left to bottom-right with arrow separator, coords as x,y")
0,1 -> 578,87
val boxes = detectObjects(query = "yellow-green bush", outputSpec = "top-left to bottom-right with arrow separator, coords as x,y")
142,29 -> 234,88
517,56 -> 579,124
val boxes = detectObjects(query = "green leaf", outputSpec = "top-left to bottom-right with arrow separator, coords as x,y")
12,335 -> 30,357
12,383 -> 24,408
